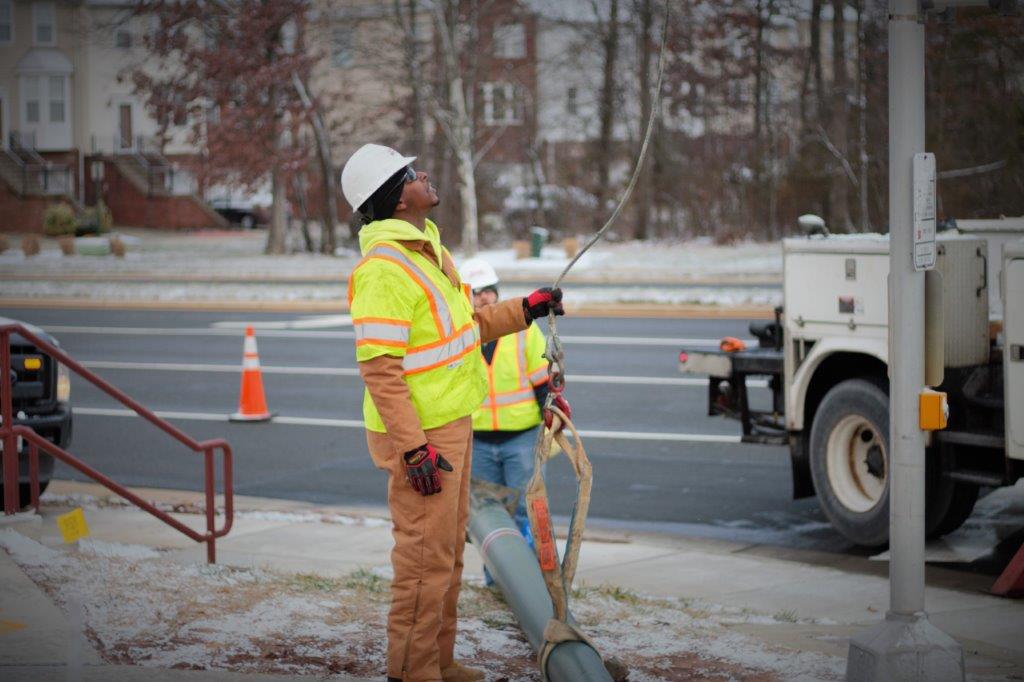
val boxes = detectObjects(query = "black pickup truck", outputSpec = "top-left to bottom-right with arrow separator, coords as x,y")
1,318 -> 73,507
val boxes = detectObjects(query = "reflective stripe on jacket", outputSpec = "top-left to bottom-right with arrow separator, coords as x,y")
350,240 -> 487,432
472,323 -> 548,432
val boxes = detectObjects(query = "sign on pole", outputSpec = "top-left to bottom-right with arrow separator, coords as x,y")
913,152 -> 937,271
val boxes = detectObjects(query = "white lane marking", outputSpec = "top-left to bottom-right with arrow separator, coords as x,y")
576,430 -> 740,443
572,375 -> 768,388
80,360 -> 360,376
44,325 -> 753,348
73,407 -> 740,443
76,360 -> 768,388
558,336 -> 754,347
43,325 -> 355,339
210,315 -> 352,330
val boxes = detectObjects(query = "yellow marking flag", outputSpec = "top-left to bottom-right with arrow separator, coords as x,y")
56,507 -> 90,544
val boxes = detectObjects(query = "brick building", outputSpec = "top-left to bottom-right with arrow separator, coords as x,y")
0,0 -> 223,234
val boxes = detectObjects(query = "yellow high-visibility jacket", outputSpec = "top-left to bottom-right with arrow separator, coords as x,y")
472,324 -> 548,432
349,219 -> 486,432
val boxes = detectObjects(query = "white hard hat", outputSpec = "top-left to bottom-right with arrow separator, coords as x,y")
458,258 -> 499,291
341,143 -> 417,212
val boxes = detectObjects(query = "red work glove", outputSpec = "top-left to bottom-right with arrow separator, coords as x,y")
543,393 -> 573,432
524,287 -> 564,321
403,444 -> 454,496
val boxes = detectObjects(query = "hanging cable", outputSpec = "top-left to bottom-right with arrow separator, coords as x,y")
545,7 -> 671,396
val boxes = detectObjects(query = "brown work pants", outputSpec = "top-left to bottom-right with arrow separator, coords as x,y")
367,415 -> 473,682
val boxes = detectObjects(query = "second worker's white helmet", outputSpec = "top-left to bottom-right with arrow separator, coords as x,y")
458,258 -> 499,291
341,143 -> 417,212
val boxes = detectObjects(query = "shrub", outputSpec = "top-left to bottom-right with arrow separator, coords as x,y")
109,235 -> 126,258
43,204 -> 77,237
21,235 -> 41,256
76,203 -> 113,236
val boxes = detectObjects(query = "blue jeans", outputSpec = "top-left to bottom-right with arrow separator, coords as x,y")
473,428 -> 541,588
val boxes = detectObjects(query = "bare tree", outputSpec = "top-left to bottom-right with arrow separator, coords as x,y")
633,0 -> 655,240
133,0 -> 315,255
292,73 -> 340,253
829,0 -> 853,231
593,0 -> 621,230
427,0 -> 484,255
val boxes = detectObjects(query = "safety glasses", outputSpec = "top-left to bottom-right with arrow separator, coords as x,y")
387,166 -> 417,195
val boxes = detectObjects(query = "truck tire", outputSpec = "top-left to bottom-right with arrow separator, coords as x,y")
810,379 -> 891,547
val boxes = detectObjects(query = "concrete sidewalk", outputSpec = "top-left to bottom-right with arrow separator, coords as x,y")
2,480 -> 1022,680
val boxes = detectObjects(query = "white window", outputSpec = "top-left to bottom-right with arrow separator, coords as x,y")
0,1 -> 13,44
115,28 -> 132,49
331,27 -> 352,67
33,2 -> 55,45
566,87 -> 577,115
24,76 -> 40,123
482,82 -> 522,126
48,76 -> 64,122
493,23 -> 525,59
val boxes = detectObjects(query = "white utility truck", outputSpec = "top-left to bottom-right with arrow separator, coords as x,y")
679,218 -> 1024,546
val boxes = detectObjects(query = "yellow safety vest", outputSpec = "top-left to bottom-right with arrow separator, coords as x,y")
349,239 -> 486,432
472,324 -> 549,432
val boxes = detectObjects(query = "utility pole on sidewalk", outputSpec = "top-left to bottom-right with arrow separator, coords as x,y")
847,0 -> 1011,678
849,0 -> 955,677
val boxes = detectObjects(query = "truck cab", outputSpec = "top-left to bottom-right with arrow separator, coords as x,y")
679,221 -> 1024,546
1,318 -> 72,507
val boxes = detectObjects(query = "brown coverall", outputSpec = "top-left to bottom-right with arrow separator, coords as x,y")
359,237 -> 527,681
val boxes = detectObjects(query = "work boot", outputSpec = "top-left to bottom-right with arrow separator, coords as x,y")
440,660 -> 486,681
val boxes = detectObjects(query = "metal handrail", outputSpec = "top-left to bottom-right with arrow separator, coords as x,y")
23,163 -> 71,195
0,322 -> 234,563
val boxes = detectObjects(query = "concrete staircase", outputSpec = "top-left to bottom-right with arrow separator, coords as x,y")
102,151 -> 228,229
0,149 -> 45,196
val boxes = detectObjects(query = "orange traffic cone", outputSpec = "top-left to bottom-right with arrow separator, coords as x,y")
229,326 -> 273,422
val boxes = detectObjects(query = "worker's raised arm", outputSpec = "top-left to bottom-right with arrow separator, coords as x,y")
474,287 -> 565,343
474,297 -> 528,343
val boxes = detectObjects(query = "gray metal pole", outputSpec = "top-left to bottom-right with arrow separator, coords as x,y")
887,0 -> 928,617
468,496 -> 614,682
845,1 -> 965,678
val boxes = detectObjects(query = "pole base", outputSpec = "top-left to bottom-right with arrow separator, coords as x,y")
847,611 -> 964,682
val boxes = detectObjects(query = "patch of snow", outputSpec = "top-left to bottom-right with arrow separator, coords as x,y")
234,509 -> 390,528
2,525 -> 849,681
78,539 -> 161,560
0,528 -> 72,567
39,492 -> 101,508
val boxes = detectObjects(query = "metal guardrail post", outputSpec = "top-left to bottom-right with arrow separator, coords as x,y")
0,322 -> 234,561
1,330 -> 18,515
28,441 -> 40,511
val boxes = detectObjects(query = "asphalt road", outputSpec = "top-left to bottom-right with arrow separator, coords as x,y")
6,306 -> 855,552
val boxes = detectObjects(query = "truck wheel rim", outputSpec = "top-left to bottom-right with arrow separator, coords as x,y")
826,414 -> 887,513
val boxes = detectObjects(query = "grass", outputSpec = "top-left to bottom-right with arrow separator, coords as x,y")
773,609 -> 799,623
288,573 -> 345,593
343,568 -> 389,594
